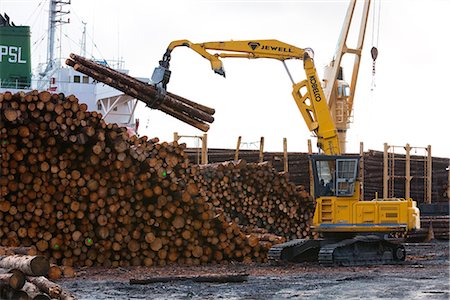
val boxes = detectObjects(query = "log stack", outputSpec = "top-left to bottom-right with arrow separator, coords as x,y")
186,148 -> 311,191
193,160 -> 316,240
65,53 -> 215,132
0,90 -> 279,267
363,150 -> 450,204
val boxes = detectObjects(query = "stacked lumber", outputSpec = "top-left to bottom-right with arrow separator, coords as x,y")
65,53 -> 215,132
0,251 -> 77,300
193,160 -> 316,240
0,90 -> 277,267
363,150 -> 450,203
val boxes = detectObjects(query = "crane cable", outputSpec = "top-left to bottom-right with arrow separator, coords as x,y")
371,0 -> 381,91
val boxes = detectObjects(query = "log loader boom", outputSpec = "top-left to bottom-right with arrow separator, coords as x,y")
152,39 -> 340,155
152,38 -> 420,266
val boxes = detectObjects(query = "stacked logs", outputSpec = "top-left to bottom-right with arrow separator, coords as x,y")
193,160 -> 316,240
0,90 -> 277,267
65,53 -> 215,132
0,249 -> 77,300
363,150 -> 450,203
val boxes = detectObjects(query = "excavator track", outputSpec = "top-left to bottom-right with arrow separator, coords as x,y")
268,239 -> 322,263
318,236 -> 406,267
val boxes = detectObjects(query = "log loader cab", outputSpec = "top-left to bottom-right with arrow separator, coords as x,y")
312,155 -> 359,199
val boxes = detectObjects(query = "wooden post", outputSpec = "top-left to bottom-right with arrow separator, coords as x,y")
307,139 -> 313,197
201,134 -> 208,165
383,143 -> 389,199
173,132 -> 179,142
283,138 -> 288,173
234,136 -> 241,161
359,142 -> 364,201
405,143 -> 411,200
259,137 -> 264,163
427,145 -> 432,204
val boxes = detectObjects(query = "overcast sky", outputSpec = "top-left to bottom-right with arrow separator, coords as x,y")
2,0 -> 449,157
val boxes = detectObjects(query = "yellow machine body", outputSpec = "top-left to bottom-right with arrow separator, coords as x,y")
313,195 -> 421,233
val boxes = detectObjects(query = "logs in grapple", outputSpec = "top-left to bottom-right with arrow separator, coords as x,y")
0,90 -> 276,267
65,53 -> 215,132
193,160 -> 316,241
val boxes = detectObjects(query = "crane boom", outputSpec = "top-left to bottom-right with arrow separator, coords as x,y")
153,39 -> 340,155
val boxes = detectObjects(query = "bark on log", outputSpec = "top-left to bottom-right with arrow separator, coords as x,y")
66,59 -> 210,131
65,54 -> 215,130
71,53 -> 216,115
0,270 -> 26,290
27,276 -> 61,299
21,282 -> 51,300
0,284 -> 29,300
0,256 -> 49,276
59,289 -> 78,300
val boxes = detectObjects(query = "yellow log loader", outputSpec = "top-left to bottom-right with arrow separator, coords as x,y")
150,2 -> 421,266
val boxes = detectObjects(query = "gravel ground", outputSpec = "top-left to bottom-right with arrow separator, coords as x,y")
60,240 -> 449,300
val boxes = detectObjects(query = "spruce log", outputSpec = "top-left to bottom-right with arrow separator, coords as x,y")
0,284 -> 29,300
27,276 -> 61,299
0,270 -> 26,290
65,59 -> 210,131
129,273 -> 249,284
69,53 -> 216,115
70,53 -> 214,123
59,289 -> 78,300
66,55 -> 214,125
0,256 -> 49,276
21,282 -> 51,300
0,247 -> 37,256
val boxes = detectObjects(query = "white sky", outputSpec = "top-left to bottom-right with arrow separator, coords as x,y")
2,0 -> 449,157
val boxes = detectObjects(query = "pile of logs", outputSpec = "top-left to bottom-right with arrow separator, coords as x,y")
0,90 -> 279,267
65,53 -> 215,132
363,150 -> 450,203
0,249 -> 77,300
193,160 -> 316,240
186,148 -> 311,191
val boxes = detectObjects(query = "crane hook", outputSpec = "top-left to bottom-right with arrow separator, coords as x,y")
371,46 -> 378,61
371,47 -> 378,91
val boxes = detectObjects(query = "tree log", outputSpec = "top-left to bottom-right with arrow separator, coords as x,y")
0,256 -> 49,276
65,55 -> 214,130
0,269 -> 26,290
21,282 -> 51,300
129,273 -> 249,284
27,276 -> 61,299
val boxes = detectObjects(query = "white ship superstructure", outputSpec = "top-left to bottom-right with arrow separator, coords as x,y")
0,0 -> 144,133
